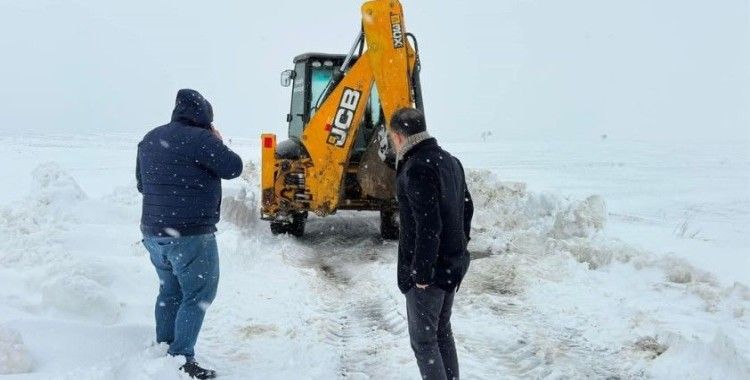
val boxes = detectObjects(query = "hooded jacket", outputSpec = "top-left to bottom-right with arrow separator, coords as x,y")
396,137 -> 474,293
136,89 -> 243,237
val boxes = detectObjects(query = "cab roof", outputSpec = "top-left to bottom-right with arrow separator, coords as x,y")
293,53 -> 347,63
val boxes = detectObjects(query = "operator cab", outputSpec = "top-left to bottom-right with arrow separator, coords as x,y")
281,53 -> 383,162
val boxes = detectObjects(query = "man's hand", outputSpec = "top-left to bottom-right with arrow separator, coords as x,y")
210,125 -> 223,141
415,283 -> 429,290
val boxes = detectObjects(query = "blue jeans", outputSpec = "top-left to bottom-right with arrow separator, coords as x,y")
143,233 -> 220,362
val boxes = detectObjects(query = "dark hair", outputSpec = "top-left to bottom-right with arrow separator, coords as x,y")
390,108 -> 426,136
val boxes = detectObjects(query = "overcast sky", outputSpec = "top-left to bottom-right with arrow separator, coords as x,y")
0,0 -> 748,142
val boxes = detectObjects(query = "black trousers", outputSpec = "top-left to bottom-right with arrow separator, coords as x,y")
405,286 -> 459,380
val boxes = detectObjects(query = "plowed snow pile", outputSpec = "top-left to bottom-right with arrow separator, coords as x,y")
0,135 -> 748,379
455,169 -> 750,378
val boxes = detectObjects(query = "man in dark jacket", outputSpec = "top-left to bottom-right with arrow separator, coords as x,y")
390,108 -> 473,380
136,89 -> 243,379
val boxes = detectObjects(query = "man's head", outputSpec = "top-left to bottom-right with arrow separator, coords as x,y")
389,107 -> 426,152
171,89 -> 214,129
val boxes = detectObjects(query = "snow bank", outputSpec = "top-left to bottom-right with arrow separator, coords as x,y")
464,168 -> 731,283
30,162 -> 87,207
0,326 -> 33,374
0,163 -> 122,324
467,170 -> 746,315
0,162 -> 86,266
221,161 -> 261,231
460,168 -> 750,377
465,169 -> 618,268
650,332 -> 750,379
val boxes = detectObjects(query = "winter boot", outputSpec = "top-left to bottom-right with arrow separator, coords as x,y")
179,362 -> 217,379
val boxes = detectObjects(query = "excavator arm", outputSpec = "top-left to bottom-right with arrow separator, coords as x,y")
261,0 -> 419,221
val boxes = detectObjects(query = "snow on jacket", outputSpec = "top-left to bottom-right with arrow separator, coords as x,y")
396,137 -> 474,293
136,89 -> 243,237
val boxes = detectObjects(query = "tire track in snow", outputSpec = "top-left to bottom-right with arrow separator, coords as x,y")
287,213 -> 410,379
457,254 -> 640,379
275,211 -> 639,379
284,214 -> 605,379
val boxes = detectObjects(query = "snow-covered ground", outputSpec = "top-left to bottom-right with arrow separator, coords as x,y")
0,133 -> 748,379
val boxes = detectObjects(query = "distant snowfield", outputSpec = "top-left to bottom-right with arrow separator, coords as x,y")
0,133 -> 748,379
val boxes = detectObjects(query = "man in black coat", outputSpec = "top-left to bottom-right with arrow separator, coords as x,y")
390,108 -> 473,380
137,89 -> 242,379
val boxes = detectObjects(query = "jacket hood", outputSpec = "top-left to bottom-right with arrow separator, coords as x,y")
171,89 -> 213,128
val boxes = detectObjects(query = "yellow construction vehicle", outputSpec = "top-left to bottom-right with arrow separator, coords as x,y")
260,0 -> 423,238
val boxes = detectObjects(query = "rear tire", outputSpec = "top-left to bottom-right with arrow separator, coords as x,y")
380,208 -> 399,240
270,221 -> 287,236
270,212 -> 308,237
288,212 -> 307,237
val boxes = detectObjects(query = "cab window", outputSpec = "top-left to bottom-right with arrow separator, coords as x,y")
288,62 -> 306,139
310,65 -> 335,117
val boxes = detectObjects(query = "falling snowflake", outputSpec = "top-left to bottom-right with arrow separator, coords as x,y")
164,228 -> 181,238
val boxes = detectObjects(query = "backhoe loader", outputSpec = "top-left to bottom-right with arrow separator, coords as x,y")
260,0 -> 424,239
